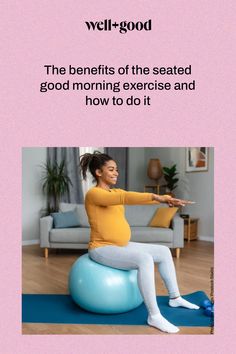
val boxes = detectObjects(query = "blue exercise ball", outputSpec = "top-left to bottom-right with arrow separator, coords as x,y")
68,254 -> 143,314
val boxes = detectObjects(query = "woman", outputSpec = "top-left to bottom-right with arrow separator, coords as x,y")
80,151 -> 199,334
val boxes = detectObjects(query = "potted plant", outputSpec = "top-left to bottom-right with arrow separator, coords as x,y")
41,160 -> 72,214
163,164 -> 179,197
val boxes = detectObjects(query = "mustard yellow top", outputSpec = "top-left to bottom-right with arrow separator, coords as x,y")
85,187 -> 158,249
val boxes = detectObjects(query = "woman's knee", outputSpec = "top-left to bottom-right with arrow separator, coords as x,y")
159,245 -> 172,261
137,253 -> 154,268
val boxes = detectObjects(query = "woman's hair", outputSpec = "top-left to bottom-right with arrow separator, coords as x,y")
79,151 -> 113,181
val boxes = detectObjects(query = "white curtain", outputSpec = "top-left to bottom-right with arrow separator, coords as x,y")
79,147 -> 104,196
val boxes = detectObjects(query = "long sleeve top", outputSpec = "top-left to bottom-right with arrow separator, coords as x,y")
85,187 -> 159,249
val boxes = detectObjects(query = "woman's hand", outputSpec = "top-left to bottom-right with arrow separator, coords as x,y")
153,194 -> 195,207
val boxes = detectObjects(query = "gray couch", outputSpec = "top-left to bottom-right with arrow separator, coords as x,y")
40,202 -> 184,259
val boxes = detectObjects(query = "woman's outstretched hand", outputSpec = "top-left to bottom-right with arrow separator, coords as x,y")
153,194 -> 196,207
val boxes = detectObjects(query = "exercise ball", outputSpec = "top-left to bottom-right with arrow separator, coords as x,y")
68,254 -> 143,314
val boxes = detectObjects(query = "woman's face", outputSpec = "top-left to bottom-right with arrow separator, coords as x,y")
96,160 -> 119,186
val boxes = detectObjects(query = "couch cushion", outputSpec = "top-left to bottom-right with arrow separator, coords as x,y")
59,203 -> 89,227
149,207 -> 178,228
51,210 -> 80,229
50,228 -> 90,243
125,205 -> 164,226
131,227 -> 173,243
76,205 -> 90,227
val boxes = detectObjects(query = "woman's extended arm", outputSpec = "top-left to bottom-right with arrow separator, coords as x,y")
152,194 -> 195,207
86,188 -> 194,207
86,188 -> 153,206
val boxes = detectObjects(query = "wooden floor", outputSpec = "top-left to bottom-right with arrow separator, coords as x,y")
22,241 -> 214,335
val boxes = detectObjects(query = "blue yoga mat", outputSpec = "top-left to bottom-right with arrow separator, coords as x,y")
22,291 -> 213,327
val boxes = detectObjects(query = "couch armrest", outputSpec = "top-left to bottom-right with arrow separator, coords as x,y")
171,215 -> 184,248
40,216 -> 53,248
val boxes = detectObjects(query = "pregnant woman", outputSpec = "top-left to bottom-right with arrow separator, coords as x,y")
80,151 -> 199,334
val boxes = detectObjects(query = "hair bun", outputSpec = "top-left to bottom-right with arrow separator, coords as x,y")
79,150 -> 113,182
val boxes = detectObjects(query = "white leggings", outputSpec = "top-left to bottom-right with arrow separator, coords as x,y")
88,242 -> 180,316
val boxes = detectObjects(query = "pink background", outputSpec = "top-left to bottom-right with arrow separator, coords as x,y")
1,0 -> 236,353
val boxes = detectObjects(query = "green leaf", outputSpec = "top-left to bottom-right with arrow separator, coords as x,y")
41,159 -> 73,211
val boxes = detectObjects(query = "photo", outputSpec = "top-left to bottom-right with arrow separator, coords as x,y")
186,147 -> 208,172
22,147 -> 214,335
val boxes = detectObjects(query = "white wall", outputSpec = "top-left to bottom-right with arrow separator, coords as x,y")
128,147 -> 214,241
22,148 -> 47,244
183,149 -> 214,241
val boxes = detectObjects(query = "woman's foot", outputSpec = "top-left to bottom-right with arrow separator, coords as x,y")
169,296 -> 199,309
147,313 -> 179,333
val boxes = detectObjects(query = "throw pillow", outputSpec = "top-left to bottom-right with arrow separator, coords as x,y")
149,207 -> 178,228
51,210 -> 80,229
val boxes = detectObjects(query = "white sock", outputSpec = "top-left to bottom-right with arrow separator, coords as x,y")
147,313 -> 179,334
169,296 -> 200,309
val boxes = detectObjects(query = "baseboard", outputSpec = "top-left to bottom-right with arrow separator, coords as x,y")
198,236 -> 214,242
22,239 -> 40,246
